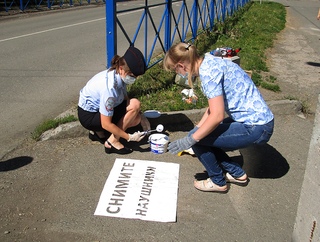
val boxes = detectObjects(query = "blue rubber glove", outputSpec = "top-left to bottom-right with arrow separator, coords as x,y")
168,135 -> 198,155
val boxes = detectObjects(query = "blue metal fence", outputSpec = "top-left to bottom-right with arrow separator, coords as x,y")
2,0 -> 249,69
106,0 -> 250,68
2,0 -> 104,12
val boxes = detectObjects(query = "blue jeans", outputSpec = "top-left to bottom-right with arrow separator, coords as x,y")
190,118 -> 274,186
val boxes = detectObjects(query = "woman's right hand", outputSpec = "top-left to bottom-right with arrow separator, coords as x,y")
128,131 -> 145,142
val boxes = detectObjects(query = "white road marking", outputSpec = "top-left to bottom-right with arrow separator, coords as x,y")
0,8 -> 143,43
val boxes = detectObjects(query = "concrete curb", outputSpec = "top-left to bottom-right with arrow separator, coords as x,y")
266,99 -> 303,115
40,99 -> 304,141
292,95 -> 320,241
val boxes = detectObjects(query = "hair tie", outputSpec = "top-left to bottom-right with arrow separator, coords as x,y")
185,43 -> 192,50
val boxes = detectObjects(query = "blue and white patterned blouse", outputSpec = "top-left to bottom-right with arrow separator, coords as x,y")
199,53 -> 274,125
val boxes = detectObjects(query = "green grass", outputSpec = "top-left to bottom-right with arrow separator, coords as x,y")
129,1 -> 286,112
32,115 -> 78,141
208,1 -> 286,88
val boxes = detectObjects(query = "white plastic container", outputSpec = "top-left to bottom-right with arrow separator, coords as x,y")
148,134 -> 169,154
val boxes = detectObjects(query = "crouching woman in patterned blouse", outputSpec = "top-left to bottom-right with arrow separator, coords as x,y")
163,42 -> 274,193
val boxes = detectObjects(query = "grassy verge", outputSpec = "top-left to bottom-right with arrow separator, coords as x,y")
32,115 -> 78,141
129,1 -> 286,112
206,1 -> 285,90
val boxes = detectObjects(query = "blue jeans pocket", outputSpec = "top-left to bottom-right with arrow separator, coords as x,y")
254,120 -> 274,145
254,129 -> 272,144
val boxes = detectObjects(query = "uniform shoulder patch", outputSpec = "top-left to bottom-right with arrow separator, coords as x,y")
105,97 -> 115,111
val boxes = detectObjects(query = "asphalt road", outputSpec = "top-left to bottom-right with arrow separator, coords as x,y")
0,5 -> 108,158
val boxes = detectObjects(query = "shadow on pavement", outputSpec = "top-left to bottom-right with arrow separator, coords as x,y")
0,156 -> 33,172
306,61 -> 320,67
149,113 -> 195,132
241,144 -> 289,179
192,143 -> 289,180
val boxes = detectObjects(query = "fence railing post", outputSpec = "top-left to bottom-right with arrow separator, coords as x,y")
192,0 -> 198,40
164,0 -> 172,51
144,0 -> 148,58
106,0 -> 116,68
210,0 -> 215,30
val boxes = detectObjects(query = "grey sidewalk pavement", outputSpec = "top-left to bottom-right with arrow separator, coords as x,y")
1,0 -> 320,241
0,101 -> 315,241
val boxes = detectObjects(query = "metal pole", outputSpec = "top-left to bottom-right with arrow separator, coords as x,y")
106,0 -> 117,68
210,0 -> 214,30
164,0 -> 172,51
144,0 -> 148,58
192,0 -> 198,40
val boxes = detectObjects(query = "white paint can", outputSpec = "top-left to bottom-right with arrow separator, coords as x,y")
148,133 -> 169,154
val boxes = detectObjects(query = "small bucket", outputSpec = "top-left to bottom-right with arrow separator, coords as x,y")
148,133 -> 169,154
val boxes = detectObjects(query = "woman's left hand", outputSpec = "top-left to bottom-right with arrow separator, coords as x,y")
168,135 -> 198,154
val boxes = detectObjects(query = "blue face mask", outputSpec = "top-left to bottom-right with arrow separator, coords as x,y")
178,72 -> 188,79
122,75 -> 136,85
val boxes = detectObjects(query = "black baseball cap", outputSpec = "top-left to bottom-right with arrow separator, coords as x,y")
123,46 -> 147,76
